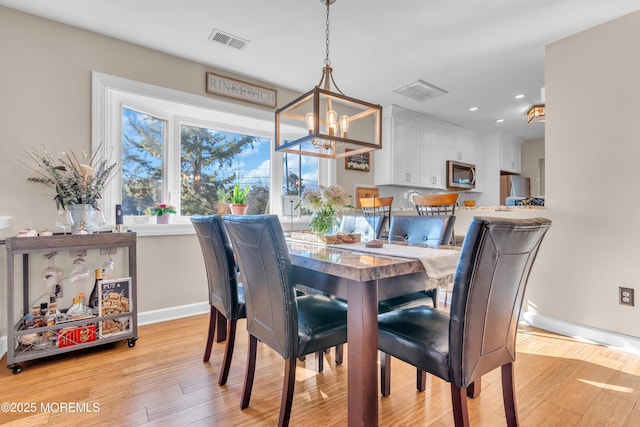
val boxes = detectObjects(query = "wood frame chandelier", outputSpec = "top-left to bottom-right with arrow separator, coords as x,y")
275,0 -> 382,159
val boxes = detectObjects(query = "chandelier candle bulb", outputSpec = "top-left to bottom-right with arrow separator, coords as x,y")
339,115 -> 349,137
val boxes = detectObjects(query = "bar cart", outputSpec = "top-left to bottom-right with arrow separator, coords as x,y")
5,232 -> 137,374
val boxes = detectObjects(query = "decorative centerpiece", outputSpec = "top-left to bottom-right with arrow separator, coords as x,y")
149,203 -> 176,224
26,146 -> 117,234
299,185 -> 352,235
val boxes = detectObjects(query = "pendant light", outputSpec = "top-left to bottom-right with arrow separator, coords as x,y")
275,0 -> 382,159
527,104 -> 545,123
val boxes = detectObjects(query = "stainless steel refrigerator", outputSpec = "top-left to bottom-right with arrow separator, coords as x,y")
500,175 -> 530,205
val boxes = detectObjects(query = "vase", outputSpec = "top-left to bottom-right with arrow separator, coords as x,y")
157,213 -> 170,224
229,203 -> 248,215
309,209 -> 340,236
68,204 -> 95,234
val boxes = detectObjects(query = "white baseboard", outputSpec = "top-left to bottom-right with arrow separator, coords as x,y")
0,336 -> 6,363
137,301 -> 209,326
523,312 -> 640,356
0,302 -> 210,362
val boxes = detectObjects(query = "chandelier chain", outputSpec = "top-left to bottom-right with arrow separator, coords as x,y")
324,0 -> 331,67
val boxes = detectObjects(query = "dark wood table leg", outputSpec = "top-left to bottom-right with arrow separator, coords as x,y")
347,279 -> 378,426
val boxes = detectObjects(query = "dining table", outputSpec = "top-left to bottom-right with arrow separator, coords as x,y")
286,239 -> 461,426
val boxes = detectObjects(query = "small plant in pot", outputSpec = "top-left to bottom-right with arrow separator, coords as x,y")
230,183 -> 251,215
216,187 -> 232,216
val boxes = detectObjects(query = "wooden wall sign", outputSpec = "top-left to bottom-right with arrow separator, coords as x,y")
206,72 -> 277,108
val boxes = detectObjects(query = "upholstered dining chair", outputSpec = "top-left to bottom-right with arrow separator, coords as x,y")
191,215 -> 246,386
377,215 -> 456,311
378,217 -> 551,427
360,196 -> 393,239
339,214 -> 385,242
413,193 -> 458,245
223,214 -> 348,427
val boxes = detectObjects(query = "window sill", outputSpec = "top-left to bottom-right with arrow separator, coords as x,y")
121,215 -> 313,237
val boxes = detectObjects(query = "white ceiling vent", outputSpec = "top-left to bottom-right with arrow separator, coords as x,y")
393,80 -> 447,102
208,29 -> 249,50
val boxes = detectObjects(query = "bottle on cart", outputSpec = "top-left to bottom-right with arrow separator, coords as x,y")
66,297 -> 83,317
88,268 -> 103,309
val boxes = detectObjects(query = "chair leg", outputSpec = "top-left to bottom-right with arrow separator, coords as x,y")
240,335 -> 258,409
279,358 -> 297,427
203,305 -> 218,362
501,363 -> 519,427
450,384 -> 470,427
215,310 -> 227,342
467,378 -> 481,398
380,351 -> 391,396
218,319 -> 237,386
335,344 -> 343,365
416,368 -> 426,392
315,350 -> 324,373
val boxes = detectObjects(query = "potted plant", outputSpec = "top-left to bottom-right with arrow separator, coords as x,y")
149,203 -> 176,224
230,183 -> 250,215
25,145 -> 117,234
216,187 -> 232,216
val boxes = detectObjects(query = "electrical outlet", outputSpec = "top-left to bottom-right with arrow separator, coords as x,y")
619,287 -> 635,307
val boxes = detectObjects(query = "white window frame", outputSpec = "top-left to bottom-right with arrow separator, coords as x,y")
92,72 -> 333,235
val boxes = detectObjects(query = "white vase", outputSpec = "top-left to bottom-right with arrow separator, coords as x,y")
68,204 -> 95,234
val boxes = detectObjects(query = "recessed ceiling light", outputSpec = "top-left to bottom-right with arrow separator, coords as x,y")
469,107 -> 478,111
496,119 -> 505,123
515,94 -> 525,99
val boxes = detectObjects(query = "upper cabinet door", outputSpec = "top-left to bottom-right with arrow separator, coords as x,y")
375,105 -> 482,190
500,138 -> 522,173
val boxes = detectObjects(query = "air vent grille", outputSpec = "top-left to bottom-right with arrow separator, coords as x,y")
208,29 -> 249,50
393,80 -> 447,102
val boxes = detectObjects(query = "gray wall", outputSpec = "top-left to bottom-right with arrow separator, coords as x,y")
0,6 -> 298,342
528,9 -> 640,337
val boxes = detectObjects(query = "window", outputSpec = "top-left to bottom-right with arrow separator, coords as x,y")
121,107 -> 166,216
179,124 -> 270,215
92,72 -> 328,227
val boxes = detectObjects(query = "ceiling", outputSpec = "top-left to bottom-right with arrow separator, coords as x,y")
2,0 -> 639,141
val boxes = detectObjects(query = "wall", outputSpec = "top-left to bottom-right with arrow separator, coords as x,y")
2,5 -> 639,355
0,6 -> 300,344
521,137 -> 545,196
525,10 -> 640,339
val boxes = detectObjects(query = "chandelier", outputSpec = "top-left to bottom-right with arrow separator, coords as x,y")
275,0 -> 382,159
527,104 -> 545,123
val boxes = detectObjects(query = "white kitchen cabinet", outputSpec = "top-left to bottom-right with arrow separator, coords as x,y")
374,105 -> 482,190
420,131 -> 446,188
446,135 -> 482,166
500,137 -> 522,173
391,118 -> 421,186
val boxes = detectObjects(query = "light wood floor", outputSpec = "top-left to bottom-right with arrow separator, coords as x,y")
1,314 -> 639,426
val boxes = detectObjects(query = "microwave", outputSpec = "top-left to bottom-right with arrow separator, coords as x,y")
446,160 -> 476,190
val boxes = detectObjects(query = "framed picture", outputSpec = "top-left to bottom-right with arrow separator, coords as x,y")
98,277 -> 132,338
344,149 -> 370,172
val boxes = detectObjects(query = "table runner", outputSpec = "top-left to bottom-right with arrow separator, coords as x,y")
327,241 -> 461,281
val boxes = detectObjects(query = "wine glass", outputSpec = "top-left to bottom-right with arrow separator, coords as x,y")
94,209 -> 107,231
68,250 -> 91,284
42,252 -> 64,299
55,210 -> 74,235
102,253 -> 116,280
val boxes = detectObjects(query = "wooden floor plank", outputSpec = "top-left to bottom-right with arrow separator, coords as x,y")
1,315 -> 639,426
